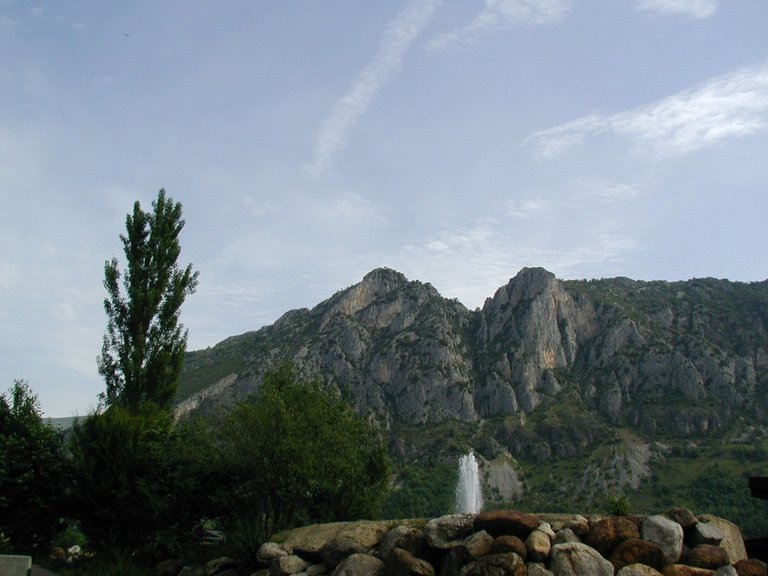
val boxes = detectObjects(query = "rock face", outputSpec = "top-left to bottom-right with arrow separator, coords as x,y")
228,510 -> 756,576
178,268 -> 768,435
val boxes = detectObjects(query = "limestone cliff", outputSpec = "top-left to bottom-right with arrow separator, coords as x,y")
178,268 -> 768,438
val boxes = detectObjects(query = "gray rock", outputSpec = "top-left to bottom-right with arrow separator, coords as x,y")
526,529 -> 552,562
331,553 -> 385,576
378,525 -> 425,559
697,514 -> 747,563
714,567 -> 738,576
459,552 -> 526,576
463,530 -> 493,560
258,543 -> 290,566
549,542 -> 614,576
642,514 -> 683,564
552,528 -> 580,545
527,563 -> 555,576
616,564 -> 663,576
271,555 -> 310,576
424,515 -> 475,549
689,521 -> 724,547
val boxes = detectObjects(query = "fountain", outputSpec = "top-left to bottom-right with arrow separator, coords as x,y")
455,451 -> 484,514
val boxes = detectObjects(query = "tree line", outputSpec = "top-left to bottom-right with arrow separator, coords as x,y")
0,190 -> 390,573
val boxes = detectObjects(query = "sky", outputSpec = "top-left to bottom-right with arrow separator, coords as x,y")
1,0 -> 767,416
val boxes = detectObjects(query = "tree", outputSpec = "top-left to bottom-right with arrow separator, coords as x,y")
98,188 -> 198,412
204,366 -> 390,559
0,380 -> 67,553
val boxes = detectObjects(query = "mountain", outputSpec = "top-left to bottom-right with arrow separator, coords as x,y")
177,267 -> 768,531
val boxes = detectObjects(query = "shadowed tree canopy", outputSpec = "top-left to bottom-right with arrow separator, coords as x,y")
98,189 -> 198,412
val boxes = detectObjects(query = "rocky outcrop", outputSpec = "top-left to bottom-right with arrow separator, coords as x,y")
178,268 -> 768,435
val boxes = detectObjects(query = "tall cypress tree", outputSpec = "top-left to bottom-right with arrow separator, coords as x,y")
98,189 -> 198,412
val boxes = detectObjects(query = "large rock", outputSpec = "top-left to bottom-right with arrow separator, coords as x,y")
460,552 -> 526,576
697,515 -> 747,563
689,523 -> 724,548
490,535 -> 527,558
732,558 -> 767,576
526,529 -> 552,562
549,542 -> 614,576
665,508 -> 699,530
617,564 -> 664,576
425,515 -> 476,549
586,516 -> 640,557
271,555 -> 310,575
378,525 -> 426,559
610,537 -> 665,572
257,543 -> 290,566
464,530 -> 494,560
386,547 -> 435,576
331,553 -> 385,576
660,565 -> 716,576
643,515 -> 684,564
277,521 -> 392,559
685,545 -> 730,570
473,510 -> 540,539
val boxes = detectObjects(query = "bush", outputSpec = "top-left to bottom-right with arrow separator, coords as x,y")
0,380 -> 68,553
201,365 -> 390,561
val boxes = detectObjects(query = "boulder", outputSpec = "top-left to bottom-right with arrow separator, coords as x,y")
277,521 -> 391,559
643,515 -> 684,565
552,528 -> 580,545
378,525 -> 425,559
306,565 -> 329,576
538,514 -> 589,537
660,565 -> 716,576
610,537 -> 665,572
490,535 -> 526,558
538,522 -> 556,540
665,508 -> 699,530
685,545 -> 730,570
549,542 -> 614,576
206,556 -> 238,575
689,523 -> 725,548
271,555 -> 310,576
733,558 -> 768,576
474,510 -> 540,539
425,515 -> 476,549
464,530 -> 494,560
460,552 -> 526,576
257,543 -> 290,566
528,563 -> 555,576
586,516 -> 640,557
698,515 -> 747,563
386,547 -> 435,576
331,553 -> 385,576
617,564 -> 664,576
526,529 -> 552,562
714,567 -> 738,576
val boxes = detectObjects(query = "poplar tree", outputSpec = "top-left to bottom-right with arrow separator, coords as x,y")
98,189 -> 198,412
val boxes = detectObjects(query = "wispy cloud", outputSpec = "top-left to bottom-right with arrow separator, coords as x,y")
305,0 -> 441,178
525,64 -> 768,158
635,0 -> 718,19
429,0 -> 572,51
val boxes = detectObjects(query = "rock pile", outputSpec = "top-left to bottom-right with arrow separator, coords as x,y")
239,509 -> 765,576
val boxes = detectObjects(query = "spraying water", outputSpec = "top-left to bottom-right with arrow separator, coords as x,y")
455,452 -> 484,514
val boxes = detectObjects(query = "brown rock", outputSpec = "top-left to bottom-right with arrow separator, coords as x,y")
733,558 -> 768,576
271,555 -> 309,575
474,510 -> 540,539
610,537 -> 665,572
490,535 -> 526,558
550,542 -> 614,576
459,552 -> 526,576
386,547 -> 435,576
586,516 -> 640,557
463,530 -> 494,560
685,545 -> 730,570
661,565 -> 716,576
665,508 -> 699,530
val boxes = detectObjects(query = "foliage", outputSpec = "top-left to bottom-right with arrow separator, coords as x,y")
605,494 -> 631,516
382,461 -> 457,519
99,188 -> 198,412
0,380 -> 68,553
67,404 -> 206,560
201,365 -> 390,560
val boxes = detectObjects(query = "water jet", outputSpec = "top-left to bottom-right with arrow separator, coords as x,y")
455,451 -> 484,514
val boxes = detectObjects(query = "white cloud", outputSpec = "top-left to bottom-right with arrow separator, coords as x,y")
305,0 -> 441,178
635,0 -> 718,19
504,197 -> 553,218
525,64 -> 768,158
429,0 -> 571,51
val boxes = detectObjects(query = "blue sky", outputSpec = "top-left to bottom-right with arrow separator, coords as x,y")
1,0 -> 767,416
